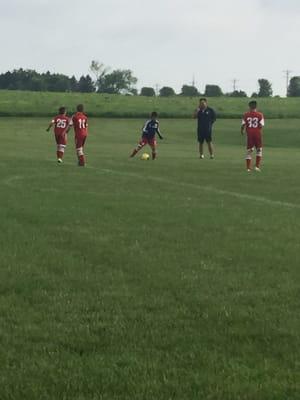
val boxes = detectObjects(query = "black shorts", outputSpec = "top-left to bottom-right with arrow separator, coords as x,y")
197,130 -> 212,144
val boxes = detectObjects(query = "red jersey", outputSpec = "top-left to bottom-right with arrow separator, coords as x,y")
51,114 -> 70,136
242,111 -> 265,135
72,112 -> 88,137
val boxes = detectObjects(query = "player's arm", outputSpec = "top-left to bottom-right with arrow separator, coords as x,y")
157,130 -> 163,140
259,115 -> 265,129
65,118 -> 72,133
193,108 -> 199,118
66,117 -> 74,133
156,123 -> 163,140
46,120 -> 54,132
241,119 -> 246,135
211,108 -> 217,124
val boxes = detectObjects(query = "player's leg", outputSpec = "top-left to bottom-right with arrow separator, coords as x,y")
130,137 -> 146,157
246,148 -> 254,171
55,134 -> 66,163
198,136 -> 205,158
76,136 -> 86,166
206,132 -> 214,159
197,129 -> 205,158
150,140 -> 157,160
255,147 -> 262,171
255,134 -> 263,171
199,143 -> 204,158
245,134 -> 254,171
57,145 -> 66,163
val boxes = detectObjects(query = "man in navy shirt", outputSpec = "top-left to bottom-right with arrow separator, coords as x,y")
193,98 -> 216,159
130,112 -> 163,160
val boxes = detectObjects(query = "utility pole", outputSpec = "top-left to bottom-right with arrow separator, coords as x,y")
232,78 -> 238,92
283,69 -> 292,96
155,83 -> 160,96
192,74 -> 196,87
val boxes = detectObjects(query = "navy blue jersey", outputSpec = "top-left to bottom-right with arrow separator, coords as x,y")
142,119 -> 161,139
197,107 -> 216,133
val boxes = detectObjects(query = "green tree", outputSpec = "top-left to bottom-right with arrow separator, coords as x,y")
140,87 -> 156,96
258,79 -> 272,97
159,86 -> 175,97
129,88 -> 138,96
228,90 -> 247,97
43,71 -> 72,92
180,85 -> 199,96
287,77 -> 300,97
204,84 -> 223,97
89,60 -> 109,92
77,75 -> 95,93
70,76 -> 79,92
99,69 -> 137,94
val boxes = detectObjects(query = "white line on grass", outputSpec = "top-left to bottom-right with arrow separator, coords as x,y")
2,175 -> 24,187
99,168 -> 300,210
2,163 -> 300,210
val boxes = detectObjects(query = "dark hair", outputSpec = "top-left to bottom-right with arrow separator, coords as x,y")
151,111 -> 158,118
200,98 -> 207,102
59,106 -> 66,114
249,100 -> 257,108
77,104 -> 84,112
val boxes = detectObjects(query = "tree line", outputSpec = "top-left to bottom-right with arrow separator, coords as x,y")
1,62 -> 300,97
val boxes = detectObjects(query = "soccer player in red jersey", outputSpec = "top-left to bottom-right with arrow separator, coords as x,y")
46,106 -> 70,163
241,100 -> 265,172
70,104 -> 88,166
130,112 -> 163,160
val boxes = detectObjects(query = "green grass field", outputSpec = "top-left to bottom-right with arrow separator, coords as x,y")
1,90 -> 300,118
0,117 -> 299,399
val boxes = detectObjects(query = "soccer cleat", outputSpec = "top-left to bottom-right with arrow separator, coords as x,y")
210,155 -> 214,159
247,169 -> 251,172
254,167 -> 261,172
57,158 -> 63,163
200,154 -> 204,159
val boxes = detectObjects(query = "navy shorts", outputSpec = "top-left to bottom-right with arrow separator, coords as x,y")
197,130 -> 212,144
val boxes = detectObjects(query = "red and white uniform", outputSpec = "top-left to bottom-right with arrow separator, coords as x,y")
51,114 -> 70,145
242,111 -> 265,149
71,112 -> 88,148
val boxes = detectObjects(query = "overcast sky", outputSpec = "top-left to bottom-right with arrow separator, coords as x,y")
1,0 -> 300,95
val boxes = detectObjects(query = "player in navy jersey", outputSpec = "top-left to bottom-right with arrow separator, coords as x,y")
130,112 -> 163,160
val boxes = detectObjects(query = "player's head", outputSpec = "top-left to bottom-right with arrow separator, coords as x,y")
77,104 -> 84,112
249,100 -> 257,110
199,98 -> 207,109
58,106 -> 66,115
151,111 -> 158,120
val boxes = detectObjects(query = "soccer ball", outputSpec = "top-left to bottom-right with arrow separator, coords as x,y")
141,153 -> 150,160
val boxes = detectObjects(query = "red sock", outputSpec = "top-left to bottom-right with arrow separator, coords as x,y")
78,155 -> 85,166
256,156 -> 261,168
130,148 -> 139,158
57,151 -> 64,159
246,159 -> 251,170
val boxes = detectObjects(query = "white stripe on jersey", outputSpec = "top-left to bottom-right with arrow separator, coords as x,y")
142,120 -> 151,133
